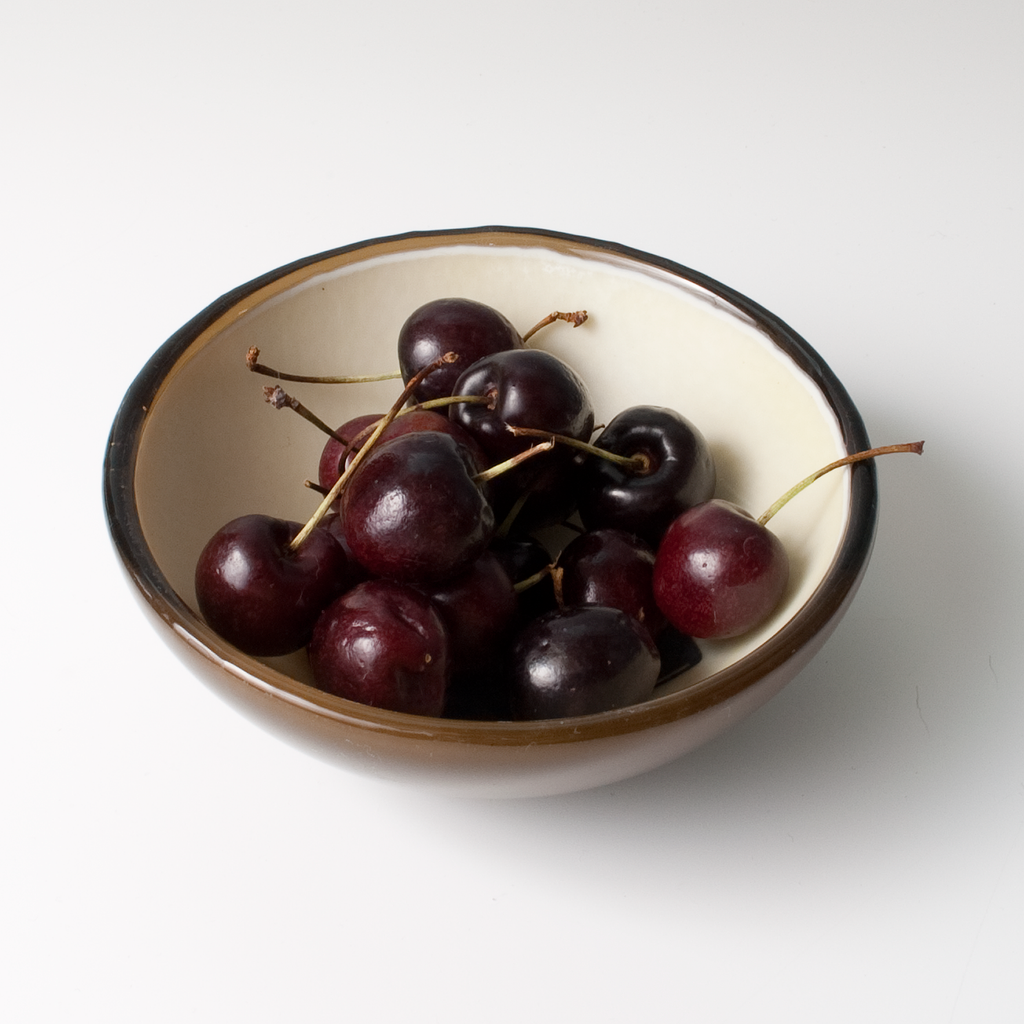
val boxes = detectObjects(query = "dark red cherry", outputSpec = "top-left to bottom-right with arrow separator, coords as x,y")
320,512 -> 371,584
318,413 -> 379,494
416,551 -> 517,675
449,348 -> 595,465
194,514 -> 354,657
558,528 -> 666,637
508,605 -> 661,719
318,409 -> 488,494
653,499 -> 789,639
340,430 -> 495,584
450,347 -> 594,528
308,579 -> 449,716
398,297 -> 523,404
577,405 -> 716,546
653,442 -> 927,638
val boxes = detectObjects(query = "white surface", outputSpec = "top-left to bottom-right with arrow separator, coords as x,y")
3,2 -> 1021,1021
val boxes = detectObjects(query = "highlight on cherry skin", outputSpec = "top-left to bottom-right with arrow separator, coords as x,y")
193,294 -> 923,719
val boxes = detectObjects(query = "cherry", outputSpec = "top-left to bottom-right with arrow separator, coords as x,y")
576,405 -> 716,546
318,409 -> 488,495
308,579 -> 449,716
194,514 -> 355,656
416,551 -> 517,675
317,412 -> 379,494
340,429 -> 495,584
450,348 -> 595,529
653,441 -> 924,639
653,499 -> 790,639
557,528 -> 666,637
398,297 -> 523,404
508,605 -> 661,719
450,348 -> 595,465
320,512 -> 370,584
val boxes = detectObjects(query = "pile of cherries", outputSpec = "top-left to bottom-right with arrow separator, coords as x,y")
194,296 -> 922,721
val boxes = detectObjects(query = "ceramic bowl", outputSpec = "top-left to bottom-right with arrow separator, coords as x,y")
103,226 -> 877,798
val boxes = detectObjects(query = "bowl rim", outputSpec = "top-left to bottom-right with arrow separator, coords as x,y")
103,225 -> 877,746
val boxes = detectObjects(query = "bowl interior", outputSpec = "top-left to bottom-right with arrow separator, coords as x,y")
132,232 -> 854,698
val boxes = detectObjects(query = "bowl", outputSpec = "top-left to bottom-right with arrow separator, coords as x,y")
103,226 -> 877,798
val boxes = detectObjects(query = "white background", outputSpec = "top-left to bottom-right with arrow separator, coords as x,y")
3,2 -> 1022,1021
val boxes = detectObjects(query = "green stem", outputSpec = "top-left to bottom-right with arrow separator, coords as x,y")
757,441 -> 925,526
246,345 -> 401,384
512,563 -> 556,594
473,440 -> 555,485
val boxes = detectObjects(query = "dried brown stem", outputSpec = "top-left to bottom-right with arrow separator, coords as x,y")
262,385 -> 348,443
507,424 -> 649,473
521,310 -> 589,344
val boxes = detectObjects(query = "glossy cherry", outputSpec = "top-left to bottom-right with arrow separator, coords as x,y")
308,579 -> 449,716
317,413 -> 379,494
318,409 -> 488,495
398,297 -> 523,404
558,528 -> 666,637
450,348 -> 594,529
416,551 -> 517,675
577,405 -> 716,546
194,514 -> 354,657
340,429 -> 495,584
653,442 -> 924,639
653,499 -> 789,639
450,348 -> 594,464
508,605 -> 661,719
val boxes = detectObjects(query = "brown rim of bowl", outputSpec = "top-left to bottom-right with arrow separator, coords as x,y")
103,226 -> 877,747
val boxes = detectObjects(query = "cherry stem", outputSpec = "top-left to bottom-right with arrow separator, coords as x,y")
473,440 -> 555,485
521,310 -> 589,344
338,393 -> 495,458
506,424 -> 650,473
263,386 -> 349,444
757,441 -> 925,527
413,393 -> 492,413
246,346 -> 402,384
288,352 -> 459,550
512,563 -> 556,595
495,490 -> 532,539
550,566 -> 565,610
